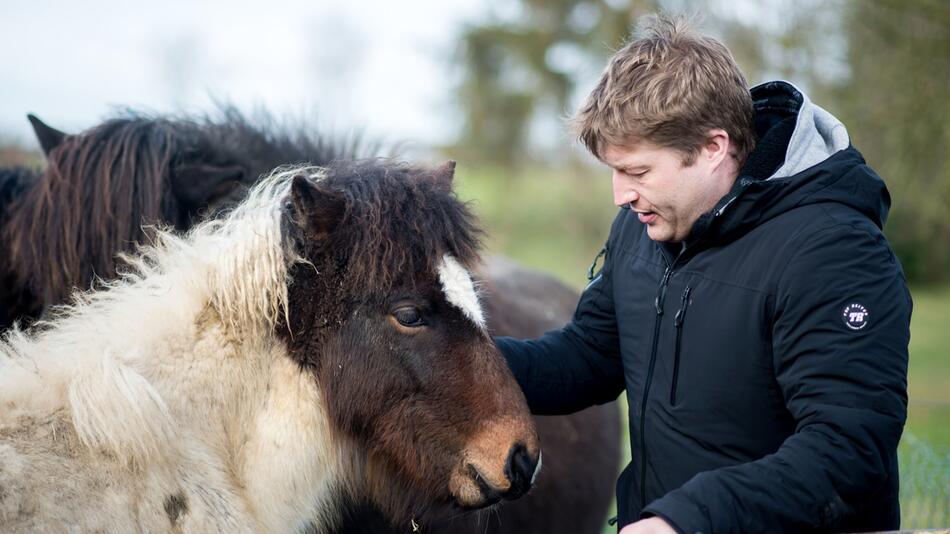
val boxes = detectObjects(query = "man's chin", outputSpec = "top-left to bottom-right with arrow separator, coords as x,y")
645,226 -> 673,242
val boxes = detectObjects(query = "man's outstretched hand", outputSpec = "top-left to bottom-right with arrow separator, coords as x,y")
619,516 -> 677,534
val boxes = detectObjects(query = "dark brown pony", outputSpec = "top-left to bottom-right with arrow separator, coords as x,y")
1,112 -> 621,533
0,110 -> 367,328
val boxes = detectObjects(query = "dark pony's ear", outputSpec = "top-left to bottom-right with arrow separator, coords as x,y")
171,163 -> 247,211
289,174 -> 345,239
431,160 -> 456,192
435,159 -> 455,189
27,114 -> 68,156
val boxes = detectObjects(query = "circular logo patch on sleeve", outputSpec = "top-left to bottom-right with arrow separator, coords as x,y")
842,303 -> 869,330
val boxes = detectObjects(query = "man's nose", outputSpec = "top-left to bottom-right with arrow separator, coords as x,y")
612,171 -> 639,208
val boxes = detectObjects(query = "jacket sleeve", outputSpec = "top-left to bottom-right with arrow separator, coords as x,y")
643,223 -> 911,533
494,213 -> 626,415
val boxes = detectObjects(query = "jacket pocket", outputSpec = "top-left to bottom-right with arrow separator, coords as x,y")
670,286 -> 692,406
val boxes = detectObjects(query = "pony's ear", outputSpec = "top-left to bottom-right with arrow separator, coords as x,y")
171,163 -> 246,211
290,174 -> 345,238
430,160 -> 456,192
27,114 -> 68,156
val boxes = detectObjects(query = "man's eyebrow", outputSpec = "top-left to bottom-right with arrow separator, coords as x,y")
616,162 -> 649,172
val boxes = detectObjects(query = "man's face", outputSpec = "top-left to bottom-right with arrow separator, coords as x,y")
602,141 -> 723,243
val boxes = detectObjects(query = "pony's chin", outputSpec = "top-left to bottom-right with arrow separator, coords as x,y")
447,485 -> 484,509
451,494 -> 501,511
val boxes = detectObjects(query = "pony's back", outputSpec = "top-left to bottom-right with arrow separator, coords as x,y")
0,166 -> 36,211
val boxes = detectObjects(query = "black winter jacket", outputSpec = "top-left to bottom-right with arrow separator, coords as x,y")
496,81 -> 911,533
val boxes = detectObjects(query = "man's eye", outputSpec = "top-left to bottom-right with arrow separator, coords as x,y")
393,307 -> 425,327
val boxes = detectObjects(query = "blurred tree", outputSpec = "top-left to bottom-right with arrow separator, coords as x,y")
830,0 -> 950,282
451,0 -> 664,166
711,0 -> 950,282
449,0 -> 844,165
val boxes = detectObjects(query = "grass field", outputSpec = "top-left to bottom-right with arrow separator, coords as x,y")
456,165 -> 950,529
902,285 -> 950,528
906,285 -> 950,447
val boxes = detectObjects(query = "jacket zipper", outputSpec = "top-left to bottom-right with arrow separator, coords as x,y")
670,286 -> 692,406
638,264 -> 673,511
635,220 -> 716,512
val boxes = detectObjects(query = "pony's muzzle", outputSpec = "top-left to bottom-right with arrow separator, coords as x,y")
451,440 -> 541,508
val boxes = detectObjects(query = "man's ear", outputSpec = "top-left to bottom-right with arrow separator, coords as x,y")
27,114 -> 68,156
171,163 -> 246,211
703,129 -> 731,168
289,174 -> 345,238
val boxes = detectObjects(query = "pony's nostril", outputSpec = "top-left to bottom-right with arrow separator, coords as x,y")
503,443 -> 539,499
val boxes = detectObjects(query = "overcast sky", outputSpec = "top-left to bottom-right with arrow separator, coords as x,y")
0,0 -> 483,154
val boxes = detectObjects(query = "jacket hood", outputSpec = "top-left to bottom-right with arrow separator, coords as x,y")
687,81 -> 891,248
763,81 -> 850,180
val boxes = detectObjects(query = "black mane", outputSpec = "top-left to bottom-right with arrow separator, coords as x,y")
1,107 -> 372,327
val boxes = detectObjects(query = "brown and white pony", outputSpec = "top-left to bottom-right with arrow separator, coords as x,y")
0,161 -> 540,532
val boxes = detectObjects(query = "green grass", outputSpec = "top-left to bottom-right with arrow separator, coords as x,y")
906,285 -> 950,448
455,163 -> 617,289
457,164 -> 949,529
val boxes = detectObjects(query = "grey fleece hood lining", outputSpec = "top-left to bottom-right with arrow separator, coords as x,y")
762,81 -> 851,181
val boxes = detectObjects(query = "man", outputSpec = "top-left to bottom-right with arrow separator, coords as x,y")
495,14 -> 911,534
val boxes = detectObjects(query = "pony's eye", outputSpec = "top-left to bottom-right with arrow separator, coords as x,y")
393,307 -> 425,328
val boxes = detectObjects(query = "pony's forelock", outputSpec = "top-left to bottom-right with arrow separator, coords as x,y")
317,160 -> 484,299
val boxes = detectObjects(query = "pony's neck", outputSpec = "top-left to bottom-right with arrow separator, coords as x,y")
193,321 -> 345,533
1,299 -> 344,533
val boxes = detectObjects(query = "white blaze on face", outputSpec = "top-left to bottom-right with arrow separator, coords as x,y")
437,254 -> 486,330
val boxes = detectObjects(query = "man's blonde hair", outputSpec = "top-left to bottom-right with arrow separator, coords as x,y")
573,14 -> 755,166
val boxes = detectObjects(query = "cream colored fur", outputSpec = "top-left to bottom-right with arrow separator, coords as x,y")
0,167 -> 349,533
